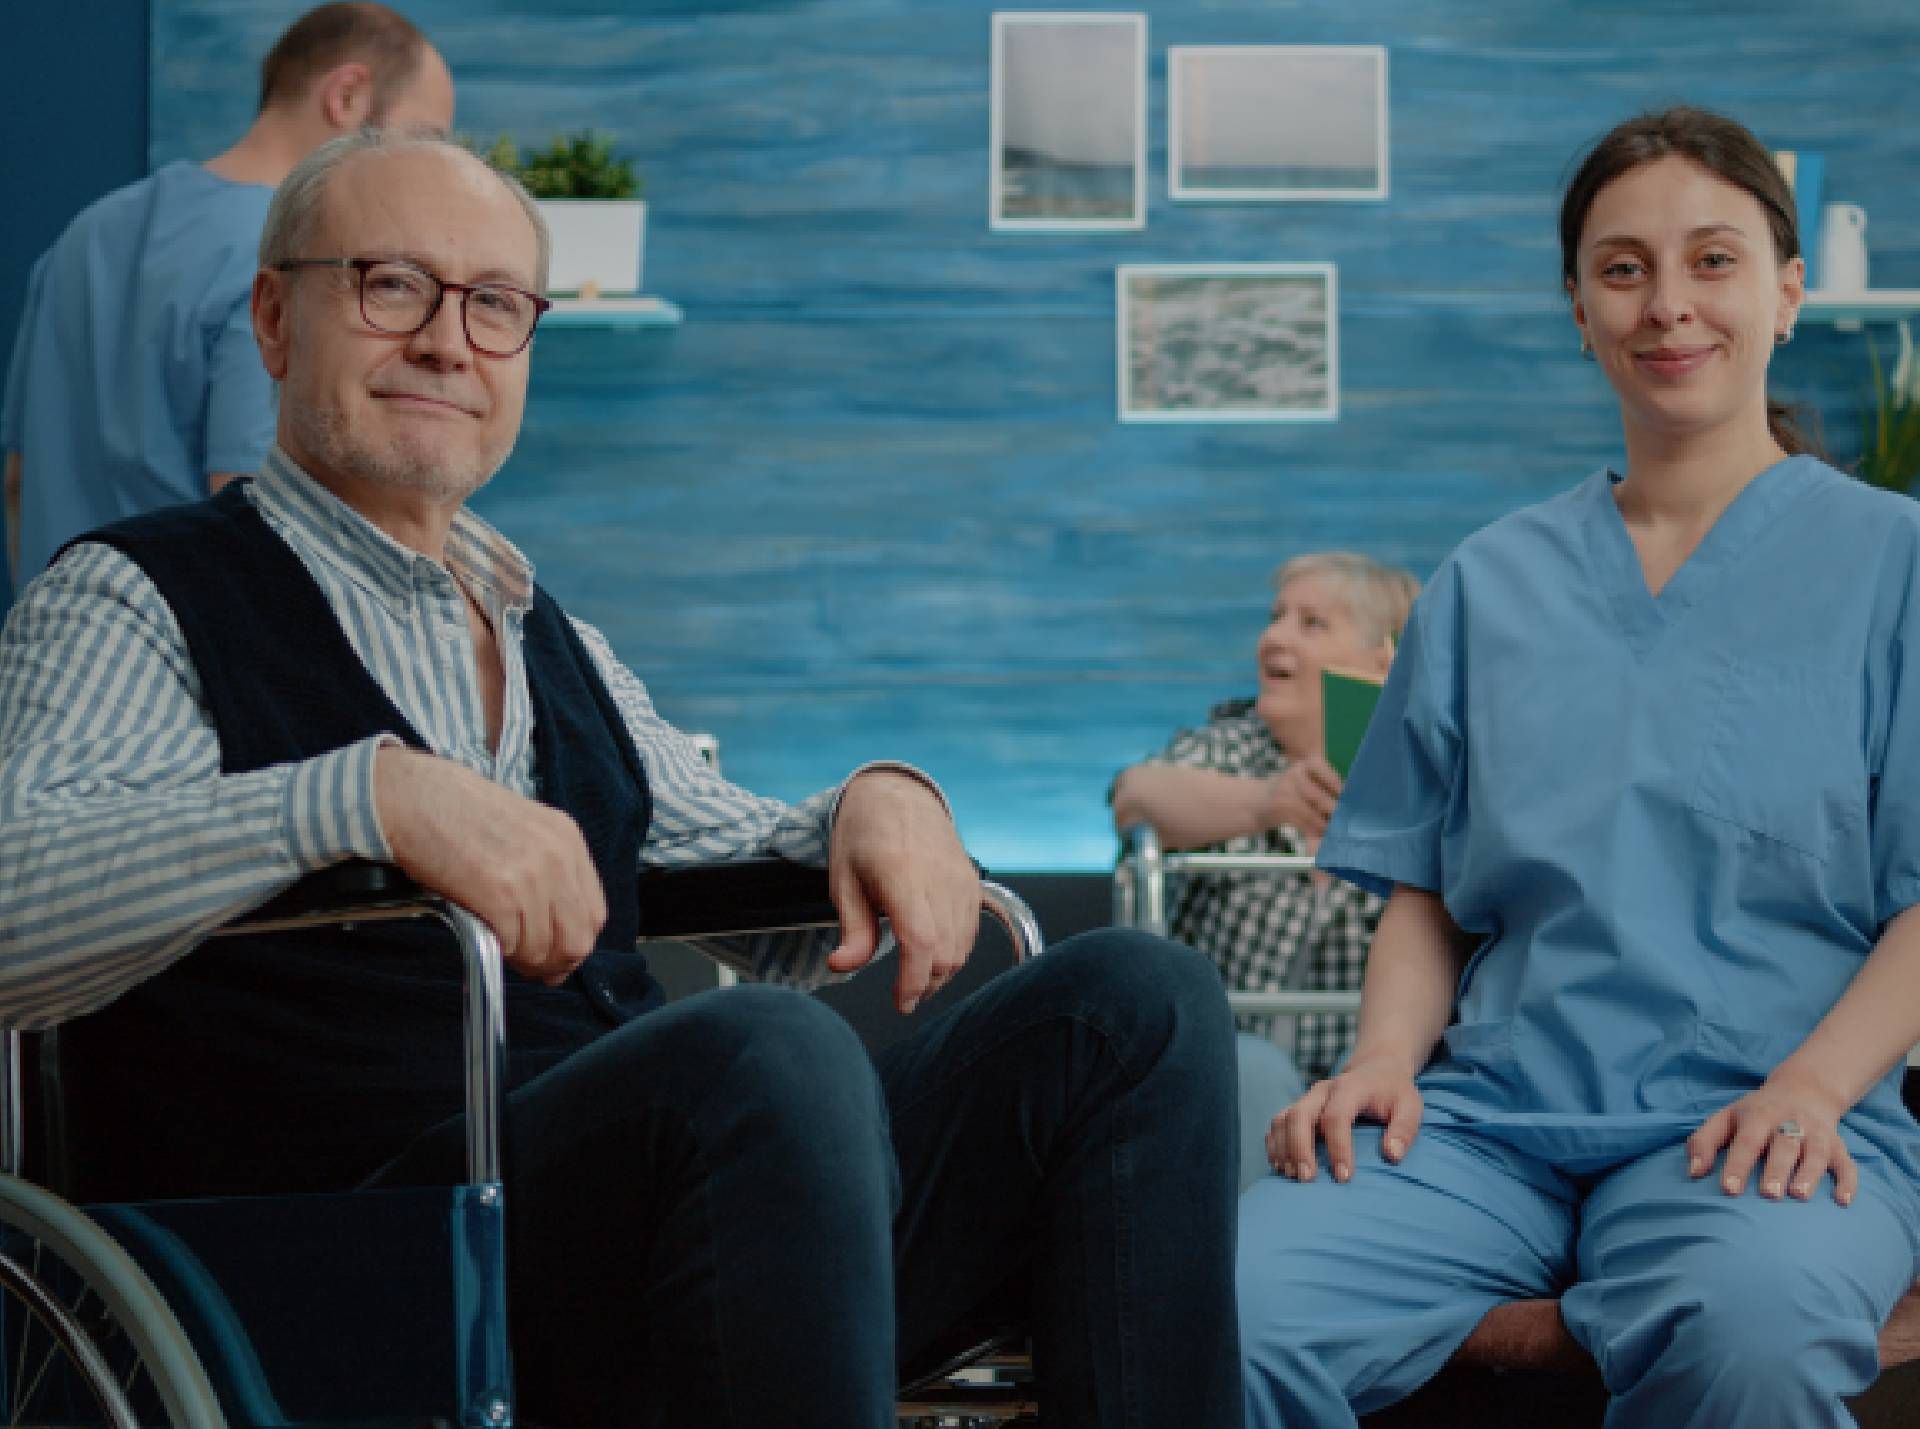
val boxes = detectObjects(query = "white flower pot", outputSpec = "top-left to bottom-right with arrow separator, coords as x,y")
537,199 -> 647,296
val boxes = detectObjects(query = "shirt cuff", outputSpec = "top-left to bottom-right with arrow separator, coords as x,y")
828,760 -> 953,831
282,735 -> 400,871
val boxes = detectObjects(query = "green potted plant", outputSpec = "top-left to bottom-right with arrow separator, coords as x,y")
483,131 -> 647,298
1855,330 -> 1920,497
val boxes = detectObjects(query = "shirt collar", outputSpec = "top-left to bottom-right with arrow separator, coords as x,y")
250,447 -> 535,615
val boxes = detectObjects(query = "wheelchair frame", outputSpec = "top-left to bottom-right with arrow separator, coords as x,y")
0,862 -> 1042,1429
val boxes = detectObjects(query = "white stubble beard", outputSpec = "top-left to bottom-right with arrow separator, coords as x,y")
288,395 -> 511,504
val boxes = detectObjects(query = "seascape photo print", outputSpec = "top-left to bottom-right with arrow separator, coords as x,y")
1118,263 -> 1338,422
990,12 -> 1146,229
1170,46 -> 1388,202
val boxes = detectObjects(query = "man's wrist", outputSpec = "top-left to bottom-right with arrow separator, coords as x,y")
832,760 -> 951,827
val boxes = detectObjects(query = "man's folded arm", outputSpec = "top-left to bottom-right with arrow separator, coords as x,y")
0,542 -> 390,1027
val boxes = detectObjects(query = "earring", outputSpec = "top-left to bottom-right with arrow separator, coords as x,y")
1580,334 -> 1594,359
1775,326 -> 1794,345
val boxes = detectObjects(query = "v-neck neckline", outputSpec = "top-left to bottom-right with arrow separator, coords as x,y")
1586,455 -> 1816,657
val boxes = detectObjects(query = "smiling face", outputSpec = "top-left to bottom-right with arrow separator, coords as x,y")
1569,154 -> 1803,451
1253,571 -> 1388,750
256,143 -> 540,505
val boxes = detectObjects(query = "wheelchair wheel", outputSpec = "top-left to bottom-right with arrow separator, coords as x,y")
0,1174 -> 224,1427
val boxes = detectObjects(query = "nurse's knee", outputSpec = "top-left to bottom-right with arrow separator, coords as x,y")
1627,1256 -> 1877,1400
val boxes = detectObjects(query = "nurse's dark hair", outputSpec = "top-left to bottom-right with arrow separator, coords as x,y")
1559,105 -> 1821,459
257,3 -> 428,122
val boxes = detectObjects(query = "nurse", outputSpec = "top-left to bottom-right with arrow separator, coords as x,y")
1236,105 -> 1920,1429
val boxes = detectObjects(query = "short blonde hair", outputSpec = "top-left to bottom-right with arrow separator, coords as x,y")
1273,551 -> 1420,648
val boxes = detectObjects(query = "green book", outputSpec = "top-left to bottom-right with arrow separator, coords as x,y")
1321,666 -> 1385,779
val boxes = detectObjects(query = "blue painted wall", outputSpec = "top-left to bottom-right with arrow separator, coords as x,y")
44,1 -> 1920,866
0,1 -> 151,612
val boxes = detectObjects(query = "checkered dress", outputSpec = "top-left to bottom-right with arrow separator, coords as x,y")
1137,699 -> 1382,1081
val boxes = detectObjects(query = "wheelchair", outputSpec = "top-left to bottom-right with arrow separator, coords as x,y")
1113,821 -> 1920,1428
0,857 -> 1044,1428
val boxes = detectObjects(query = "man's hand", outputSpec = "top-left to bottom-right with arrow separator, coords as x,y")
1264,753 -> 1343,839
824,769 -> 981,1014
374,745 -> 606,986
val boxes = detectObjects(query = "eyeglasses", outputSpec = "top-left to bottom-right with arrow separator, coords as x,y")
271,257 -> 551,357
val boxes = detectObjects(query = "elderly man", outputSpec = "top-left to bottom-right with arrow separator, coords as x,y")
0,132 -> 1241,1428
3,2 -> 455,588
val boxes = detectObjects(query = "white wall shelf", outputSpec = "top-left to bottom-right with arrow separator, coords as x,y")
543,296 -> 684,330
1800,290 -> 1920,326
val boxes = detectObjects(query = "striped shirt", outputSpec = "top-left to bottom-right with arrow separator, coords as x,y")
0,448 -> 863,1028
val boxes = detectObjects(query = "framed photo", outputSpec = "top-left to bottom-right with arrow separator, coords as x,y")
990,12 -> 1147,231
1169,46 -> 1388,202
1117,263 -> 1339,423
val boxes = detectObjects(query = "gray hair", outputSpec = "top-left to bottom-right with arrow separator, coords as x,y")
1273,551 -> 1421,648
258,128 -> 550,293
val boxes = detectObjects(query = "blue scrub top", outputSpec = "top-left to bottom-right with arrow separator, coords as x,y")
1319,457 -> 1920,1177
1,162 -> 275,587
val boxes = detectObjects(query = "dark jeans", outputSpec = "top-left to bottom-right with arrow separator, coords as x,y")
377,928 -> 1242,1428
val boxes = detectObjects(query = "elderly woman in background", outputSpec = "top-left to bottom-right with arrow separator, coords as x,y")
1112,551 -> 1419,1188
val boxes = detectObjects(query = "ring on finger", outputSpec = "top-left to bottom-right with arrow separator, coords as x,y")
1776,1119 -> 1805,1140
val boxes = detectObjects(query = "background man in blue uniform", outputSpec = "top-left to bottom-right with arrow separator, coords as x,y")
2,1 -> 453,589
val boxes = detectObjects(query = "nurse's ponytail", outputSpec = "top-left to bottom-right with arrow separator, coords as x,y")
1767,399 -> 1820,459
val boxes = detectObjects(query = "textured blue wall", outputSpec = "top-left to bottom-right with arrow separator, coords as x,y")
0,1 -> 152,612
141,0 -> 1920,868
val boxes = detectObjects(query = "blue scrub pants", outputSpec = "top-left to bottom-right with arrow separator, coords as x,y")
1238,1124 -> 1920,1429
1235,1033 -> 1305,1192
381,929 -> 1243,1429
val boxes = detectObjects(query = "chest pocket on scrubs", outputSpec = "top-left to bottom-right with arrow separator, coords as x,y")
1688,659 -> 1864,863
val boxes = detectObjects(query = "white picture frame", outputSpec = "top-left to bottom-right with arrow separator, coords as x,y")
1169,46 -> 1389,203
1117,263 -> 1339,423
990,12 -> 1148,231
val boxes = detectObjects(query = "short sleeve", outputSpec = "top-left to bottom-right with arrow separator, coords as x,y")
1,253 -> 50,451
1871,605 -> 1920,929
1315,567 -> 1464,899
1106,703 -> 1269,812
201,296 -> 275,477
1153,715 -> 1242,773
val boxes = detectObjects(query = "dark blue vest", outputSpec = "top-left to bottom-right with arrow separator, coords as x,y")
58,485 -> 661,1201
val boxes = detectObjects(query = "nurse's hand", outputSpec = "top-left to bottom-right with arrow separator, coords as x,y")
1269,1053 -> 1424,1184
1685,1073 -> 1856,1207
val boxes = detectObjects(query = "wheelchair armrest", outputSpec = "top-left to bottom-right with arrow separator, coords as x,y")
216,860 -> 506,1188
237,858 -> 433,927
636,859 -> 837,939
638,858 -> 1044,962
1112,823 -> 1316,935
